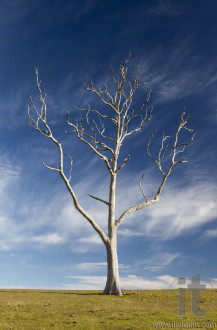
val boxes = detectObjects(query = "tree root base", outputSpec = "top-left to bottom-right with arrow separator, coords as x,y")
102,287 -> 123,296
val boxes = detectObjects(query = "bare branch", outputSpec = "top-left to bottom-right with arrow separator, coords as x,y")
64,153 -> 73,182
120,99 -> 153,143
116,155 -> 130,173
27,69 -> 52,139
68,112 -> 114,153
92,118 -> 115,144
147,130 -> 165,175
28,69 -> 109,246
42,161 -> 60,172
88,194 -> 110,206
158,131 -> 170,163
110,65 -> 118,87
175,134 -> 196,150
121,90 -> 151,121
84,83 -> 117,112
139,173 -> 148,202
113,53 -> 132,105
116,111 -> 195,227
116,198 -> 157,228
74,106 -> 117,125
82,111 -> 114,152
121,111 -> 152,141
66,112 -> 113,174
103,82 -> 114,104
149,112 -> 195,200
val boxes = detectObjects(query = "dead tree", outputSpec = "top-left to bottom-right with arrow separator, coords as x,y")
28,55 -> 195,296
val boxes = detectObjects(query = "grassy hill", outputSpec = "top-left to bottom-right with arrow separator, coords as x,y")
0,289 -> 216,329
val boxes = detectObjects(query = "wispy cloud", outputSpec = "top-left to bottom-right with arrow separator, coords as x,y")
144,267 -> 165,271
146,0 -> 183,17
127,253 -> 181,273
0,1 -> 41,26
76,262 -> 107,270
0,84 -> 29,128
0,157 -> 20,195
0,146 -> 216,253
64,273 -> 217,290
30,233 -> 65,245
117,174 -> 217,241
0,0 -> 95,27
41,0 -> 96,27
75,262 -> 129,271
202,228 -> 217,239
64,274 -> 176,290
136,37 -> 217,107
143,253 -> 180,268
0,153 -> 107,252
143,182 -> 217,240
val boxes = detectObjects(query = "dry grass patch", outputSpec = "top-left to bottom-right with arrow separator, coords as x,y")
0,289 -> 216,329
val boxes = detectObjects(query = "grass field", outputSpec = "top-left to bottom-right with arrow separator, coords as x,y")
0,289 -> 216,329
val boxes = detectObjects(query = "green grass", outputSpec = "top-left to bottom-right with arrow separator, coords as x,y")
0,289 -> 216,329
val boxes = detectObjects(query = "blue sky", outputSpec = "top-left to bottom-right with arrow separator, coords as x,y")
0,0 -> 217,291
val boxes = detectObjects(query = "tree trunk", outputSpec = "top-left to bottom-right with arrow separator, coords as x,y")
103,233 -> 122,296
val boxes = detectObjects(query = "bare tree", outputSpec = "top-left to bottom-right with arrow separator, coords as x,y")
28,55 -> 195,296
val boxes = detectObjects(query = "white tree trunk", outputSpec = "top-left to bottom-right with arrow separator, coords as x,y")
103,169 -> 122,296
103,232 -> 122,296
